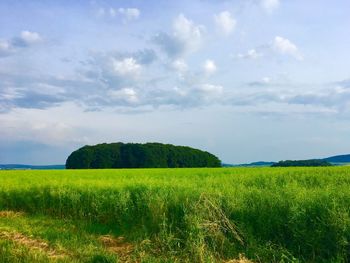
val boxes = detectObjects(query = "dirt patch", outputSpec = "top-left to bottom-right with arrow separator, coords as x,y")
0,230 -> 67,259
0,210 -> 25,218
99,235 -> 134,260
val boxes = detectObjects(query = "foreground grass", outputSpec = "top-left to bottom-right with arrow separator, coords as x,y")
0,211 -> 163,262
0,167 -> 350,262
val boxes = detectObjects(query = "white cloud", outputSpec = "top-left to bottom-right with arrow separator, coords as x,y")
0,40 -> 12,56
118,8 -> 140,21
109,8 -> 117,17
261,0 -> 280,13
108,88 -> 139,104
30,122 -> 76,145
262,77 -> 271,84
203,59 -> 217,74
173,86 -> 187,97
214,11 -> 236,36
0,31 -> 42,57
196,84 -> 223,100
273,36 -> 303,60
154,14 -> 205,58
198,84 -> 223,93
0,110 -> 88,150
236,37 -> 302,61
99,7 -> 140,21
173,14 -> 203,49
0,40 -> 10,51
4,57 -> 350,116
20,31 -> 42,45
237,49 -> 262,59
171,59 -> 188,72
112,57 -> 142,76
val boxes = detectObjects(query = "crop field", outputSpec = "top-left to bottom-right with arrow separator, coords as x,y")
0,167 -> 350,263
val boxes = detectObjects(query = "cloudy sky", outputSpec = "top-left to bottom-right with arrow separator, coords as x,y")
1,0 -> 350,165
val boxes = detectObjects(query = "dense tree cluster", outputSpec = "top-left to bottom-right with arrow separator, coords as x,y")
66,142 -> 221,169
271,159 -> 332,167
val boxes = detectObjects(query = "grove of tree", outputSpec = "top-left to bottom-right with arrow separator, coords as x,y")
66,142 -> 221,169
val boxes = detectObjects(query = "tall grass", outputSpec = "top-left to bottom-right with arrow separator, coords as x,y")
0,167 -> 350,262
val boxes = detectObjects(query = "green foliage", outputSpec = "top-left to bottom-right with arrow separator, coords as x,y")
271,159 -> 332,167
65,142 -> 221,169
1,167 -> 350,262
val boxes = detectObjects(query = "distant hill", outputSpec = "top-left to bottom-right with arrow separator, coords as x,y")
221,163 -> 235,167
231,153 -> 350,167
240,161 -> 276,167
225,161 -> 275,167
323,154 -> 350,163
0,164 -> 65,170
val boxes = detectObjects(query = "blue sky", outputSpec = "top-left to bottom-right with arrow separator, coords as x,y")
1,0 -> 350,164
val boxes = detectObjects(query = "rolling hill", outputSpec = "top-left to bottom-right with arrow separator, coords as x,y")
323,154 -> 350,163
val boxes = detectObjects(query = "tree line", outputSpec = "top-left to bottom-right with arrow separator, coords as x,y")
66,142 -> 221,169
271,159 -> 332,167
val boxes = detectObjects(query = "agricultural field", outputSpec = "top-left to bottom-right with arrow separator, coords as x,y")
0,167 -> 350,262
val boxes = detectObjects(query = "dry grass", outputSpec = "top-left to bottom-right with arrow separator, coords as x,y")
225,254 -> 254,263
0,210 -> 25,218
0,230 -> 67,259
99,235 -> 134,261
198,194 -> 244,246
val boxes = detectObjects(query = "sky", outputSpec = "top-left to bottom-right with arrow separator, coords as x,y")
1,0 -> 350,165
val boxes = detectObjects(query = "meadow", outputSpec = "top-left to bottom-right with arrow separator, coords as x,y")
0,167 -> 350,262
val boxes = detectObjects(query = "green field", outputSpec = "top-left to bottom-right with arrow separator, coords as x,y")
0,167 -> 350,262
